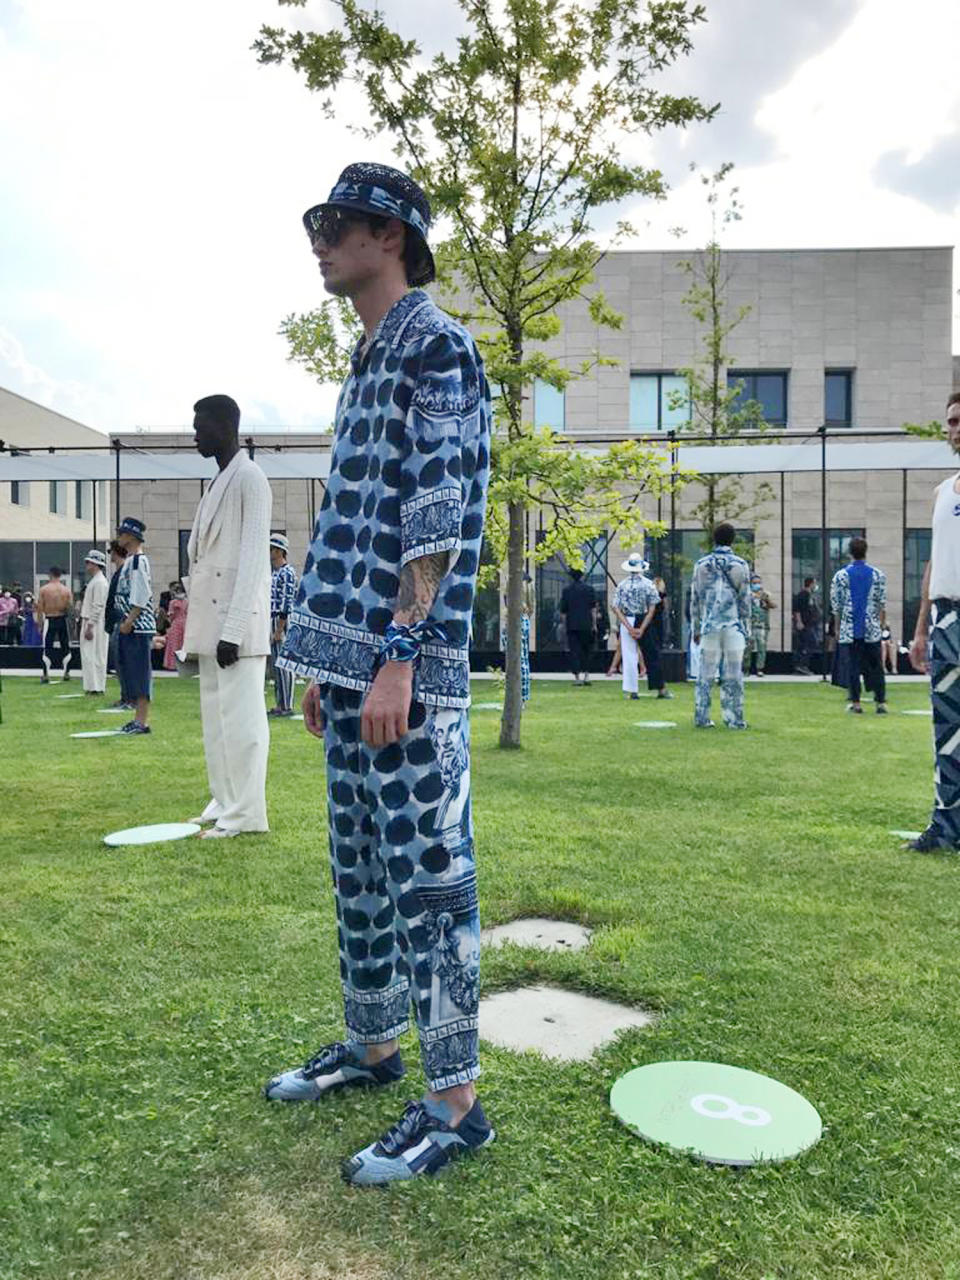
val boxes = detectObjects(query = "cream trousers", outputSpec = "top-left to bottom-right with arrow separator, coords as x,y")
198,654 -> 269,833
79,625 -> 108,692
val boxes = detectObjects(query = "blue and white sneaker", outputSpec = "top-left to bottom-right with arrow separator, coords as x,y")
341,1097 -> 495,1186
120,721 -> 151,735
263,1041 -> 405,1102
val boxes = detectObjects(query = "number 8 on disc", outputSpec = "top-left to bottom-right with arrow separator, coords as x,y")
610,1061 -> 822,1166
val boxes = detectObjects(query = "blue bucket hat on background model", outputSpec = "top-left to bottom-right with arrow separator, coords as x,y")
302,162 -> 436,289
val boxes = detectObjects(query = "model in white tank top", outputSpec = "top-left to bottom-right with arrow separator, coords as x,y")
929,471 -> 960,600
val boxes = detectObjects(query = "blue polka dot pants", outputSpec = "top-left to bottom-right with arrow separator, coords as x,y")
321,684 -> 480,1092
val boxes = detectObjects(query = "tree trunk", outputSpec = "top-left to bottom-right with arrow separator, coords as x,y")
498,498 -> 526,749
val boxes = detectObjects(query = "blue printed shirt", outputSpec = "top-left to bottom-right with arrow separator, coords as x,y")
690,546 -> 751,636
279,290 -> 491,709
114,553 -> 156,634
270,563 -> 298,618
613,574 -> 660,621
830,561 -> 886,643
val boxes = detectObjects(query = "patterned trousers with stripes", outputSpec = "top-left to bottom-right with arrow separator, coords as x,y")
271,637 -> 295,711
927,599 -> 960,844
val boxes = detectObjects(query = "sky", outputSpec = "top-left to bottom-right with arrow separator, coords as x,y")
1,0 -> 958,437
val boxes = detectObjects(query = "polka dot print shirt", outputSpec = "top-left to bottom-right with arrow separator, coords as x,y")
278,290 -> 491,709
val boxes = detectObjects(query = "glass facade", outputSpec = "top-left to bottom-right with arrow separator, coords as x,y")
470,540 -> 500,650
629,373 -> 690,432
536,535 -> 607,652
824,371 -> 853,426
903,528 -> 932,644
533,379 -> 565,432
727,370 -> 788,425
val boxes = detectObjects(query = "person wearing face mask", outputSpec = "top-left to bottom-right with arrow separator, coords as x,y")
744,572 -> 775,676
0,590 -> 16,645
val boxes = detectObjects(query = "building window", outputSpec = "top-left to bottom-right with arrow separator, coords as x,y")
533,379 -> 565,432
10,481 -> 30,507
75,481 -> 92,521
629,373 -> 690,432
824,370 -> 853,427
727,370 -> 788,426
49,481 -> 68,515
535,534 -> 607,652
904,528 -> 932,644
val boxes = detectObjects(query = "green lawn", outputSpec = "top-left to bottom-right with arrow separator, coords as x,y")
2,674 -> 959,1280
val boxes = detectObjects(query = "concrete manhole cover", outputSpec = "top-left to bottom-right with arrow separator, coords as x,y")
482,918 -> 592,952
479,985 -> 654,1060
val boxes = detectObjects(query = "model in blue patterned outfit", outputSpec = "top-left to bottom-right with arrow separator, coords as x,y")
265,164 -> 494,1185
829,536 -> 888,714
690,523 -> 751,729
268,534 -> 298,716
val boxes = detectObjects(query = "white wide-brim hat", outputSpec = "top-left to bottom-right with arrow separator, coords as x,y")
84,549 -> 107,567
621,552 -> 649,574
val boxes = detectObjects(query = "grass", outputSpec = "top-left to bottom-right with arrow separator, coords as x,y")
1,673 -> 959,1280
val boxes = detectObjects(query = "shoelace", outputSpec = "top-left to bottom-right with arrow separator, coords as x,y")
374,1102 -> 438,1157
301,1042 -> 349,1080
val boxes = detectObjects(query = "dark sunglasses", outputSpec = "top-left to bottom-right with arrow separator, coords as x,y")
303,206 -> 366,248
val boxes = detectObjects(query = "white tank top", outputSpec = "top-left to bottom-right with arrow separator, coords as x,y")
929,472 -> 960,600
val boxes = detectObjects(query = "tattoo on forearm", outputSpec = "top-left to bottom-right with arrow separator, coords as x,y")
394,553 -> 449,626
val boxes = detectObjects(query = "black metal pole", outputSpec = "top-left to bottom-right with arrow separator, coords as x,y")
113,439 -> 121,531
820,425 -> 828,681
669,431 -> 678,649
780,469 -> 785,655
901,468 -> 908,645
92,480 -> 98,547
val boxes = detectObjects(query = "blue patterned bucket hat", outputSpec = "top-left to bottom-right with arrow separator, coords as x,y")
302,162 -> 436,288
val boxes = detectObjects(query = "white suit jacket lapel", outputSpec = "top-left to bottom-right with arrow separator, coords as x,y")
196,453 -> 243,549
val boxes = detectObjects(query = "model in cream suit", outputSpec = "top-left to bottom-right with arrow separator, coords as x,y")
79,550 -> 109,693
183,394 -> 273,839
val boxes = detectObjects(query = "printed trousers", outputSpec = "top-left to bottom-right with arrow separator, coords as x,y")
42,617 -> 72,677
271,636 -> 295,710
926,601 -> 960,844
501,615 -> 530,701
696,627 -> 746,727
321,684 -> 480,1092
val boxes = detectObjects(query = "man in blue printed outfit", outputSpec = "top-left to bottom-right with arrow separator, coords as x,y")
113,517 -> 156,736
612,552 -> 660,699
690,523 -> 751,729
268,534 -> 298,717
830,537 -> 888,715
265,163 -> 494,1184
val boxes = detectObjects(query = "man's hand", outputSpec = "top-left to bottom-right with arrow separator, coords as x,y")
216,640 -> 239,669
361,662 -> 413,747
118,619 -> 133,635
302,680 -> 326,739
909,635 -> 928,674
693,632 -> 701,645
84,623 -> 94,641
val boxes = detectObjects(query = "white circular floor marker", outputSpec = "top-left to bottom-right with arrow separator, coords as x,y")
71,729 -> 125,739
103,822 -> 201,847
890,829 -> 921,840
474,702 -> 503,710
98,707 -> 131,714
55,693 -> 84,700
611,1061 -> 822,1166
633,720 -> 677,729
901,709 -> 931,716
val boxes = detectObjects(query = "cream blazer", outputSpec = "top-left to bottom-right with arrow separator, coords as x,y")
183,452 -> 273,657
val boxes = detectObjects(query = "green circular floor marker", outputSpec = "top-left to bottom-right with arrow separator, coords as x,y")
610,1061 -> 822,1166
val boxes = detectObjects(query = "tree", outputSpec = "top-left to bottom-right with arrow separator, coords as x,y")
673,166 -> 777,556
256,0 -> 715,746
